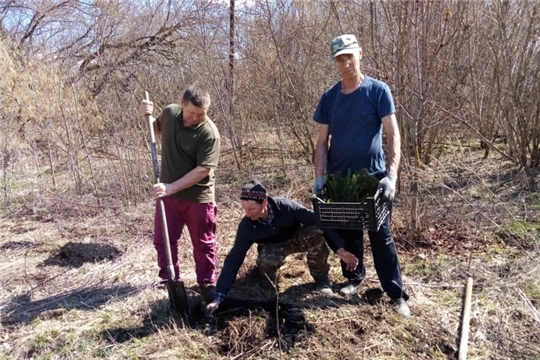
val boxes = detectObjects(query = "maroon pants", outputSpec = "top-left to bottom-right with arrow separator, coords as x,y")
153,197 -> 217,286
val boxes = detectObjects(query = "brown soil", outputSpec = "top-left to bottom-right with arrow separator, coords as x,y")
1,148 -> 539,359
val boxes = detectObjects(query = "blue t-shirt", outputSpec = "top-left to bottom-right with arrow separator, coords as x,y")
313,76 -> 395,176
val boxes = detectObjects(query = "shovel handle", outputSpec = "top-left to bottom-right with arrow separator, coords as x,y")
144,91 -> 160,182
144,91 -> 175,282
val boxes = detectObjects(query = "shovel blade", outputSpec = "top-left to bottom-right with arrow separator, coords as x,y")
167,280 -> 190,318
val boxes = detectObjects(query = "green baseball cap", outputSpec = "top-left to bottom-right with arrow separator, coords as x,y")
330,34 -> 360,59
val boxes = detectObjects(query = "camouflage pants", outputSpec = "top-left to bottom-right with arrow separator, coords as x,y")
256,225 -> 330,278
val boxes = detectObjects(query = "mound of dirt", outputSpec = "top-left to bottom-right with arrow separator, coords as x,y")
41,242 -> 122,268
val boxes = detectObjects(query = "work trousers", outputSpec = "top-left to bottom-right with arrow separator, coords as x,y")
153,197 -> 217,286
338,203 -> 409,300
256,224 -> 330,279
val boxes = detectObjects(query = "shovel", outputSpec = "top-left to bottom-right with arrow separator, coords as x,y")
144,91 -> 190,318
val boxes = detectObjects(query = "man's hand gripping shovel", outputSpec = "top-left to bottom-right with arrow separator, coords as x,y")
144,92 -> 190,319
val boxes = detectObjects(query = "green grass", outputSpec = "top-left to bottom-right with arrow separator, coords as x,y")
2,142 -> 540,360
0,195 -> 32,217
523,283 -> 540,303
529,192 -> 540,210
506,221 -> 540,234
402,256 -> 450,282
503,221 -> 540,244
1,178 -> 25,192
32,333 -> 51,350
99,311 -> 113,324
268,173 -> 289,186
94,346 -> 114,358
30,329 -> 86,359
126,340 -> 143,360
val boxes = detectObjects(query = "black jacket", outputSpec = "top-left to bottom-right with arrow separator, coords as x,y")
215,196 -> 342,297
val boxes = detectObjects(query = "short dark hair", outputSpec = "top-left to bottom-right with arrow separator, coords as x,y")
182,85 -> 211,108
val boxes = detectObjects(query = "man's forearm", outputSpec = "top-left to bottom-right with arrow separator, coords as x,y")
382,114 -> 401,175
314,142 -> 328,178
386,135 -> 401,175
323,228 -> 344,253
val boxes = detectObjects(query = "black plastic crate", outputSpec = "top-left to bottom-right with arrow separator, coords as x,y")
311,188 -> 389,231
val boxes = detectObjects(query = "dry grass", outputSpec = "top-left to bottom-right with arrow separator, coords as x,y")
1,142 -> 540,360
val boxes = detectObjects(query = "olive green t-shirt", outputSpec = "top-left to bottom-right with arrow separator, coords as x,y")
156,104 -> 220,203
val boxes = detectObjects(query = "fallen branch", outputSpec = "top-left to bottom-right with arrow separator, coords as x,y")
266,273 -> 282,359
230,339 -> 274,360
368,279 -> 463,288
517,288 -> 540,327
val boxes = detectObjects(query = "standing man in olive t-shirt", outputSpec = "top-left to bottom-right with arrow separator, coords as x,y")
139,85 -> 220,301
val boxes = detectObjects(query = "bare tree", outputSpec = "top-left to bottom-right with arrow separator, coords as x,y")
2,0 -> 540,218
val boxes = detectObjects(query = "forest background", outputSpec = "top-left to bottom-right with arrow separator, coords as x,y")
1,1 -> 539,359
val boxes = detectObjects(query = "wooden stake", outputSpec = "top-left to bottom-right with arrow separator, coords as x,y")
459,277 -> 473,360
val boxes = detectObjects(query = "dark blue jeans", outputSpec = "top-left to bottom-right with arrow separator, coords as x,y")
338,203 -> 409,300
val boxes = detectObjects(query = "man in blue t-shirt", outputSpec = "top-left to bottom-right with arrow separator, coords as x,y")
313,34 -> 410,317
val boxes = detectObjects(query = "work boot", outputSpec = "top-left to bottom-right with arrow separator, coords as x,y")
392,298 -> 411,318
200,283 -> 216,303
313,274 -> 333,295
340,281 -> 360,296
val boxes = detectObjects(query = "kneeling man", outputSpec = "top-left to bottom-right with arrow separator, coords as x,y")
206,180 -> 339,316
